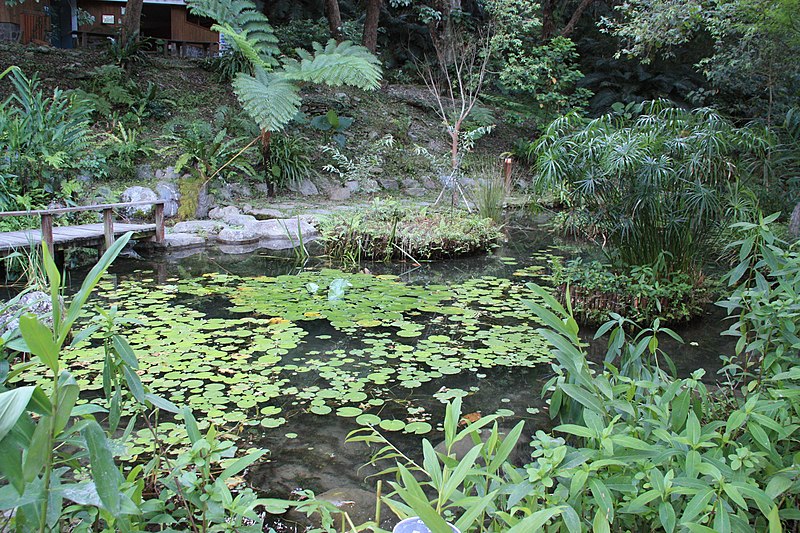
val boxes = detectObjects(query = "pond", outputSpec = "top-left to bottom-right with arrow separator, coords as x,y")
15,220 -> 735,526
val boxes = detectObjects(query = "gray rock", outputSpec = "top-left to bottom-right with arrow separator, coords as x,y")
289,178 -> 319,196
377,178 -> 399,190
164,233 -> 206,249
209,206 -> 241,220
790,202 -> 800,239
253,218 -> 318,241
217,226 -> 261,245
195,186 -> 216,219
328,187 -> 351,201
136,164 -> 153,181
0,291 -> 54,336
254,183 -> 270,195
120,186 -> 158,218
222,214 -> 257,227
94,186 -> 115,204
172,220 -> 225,236
344,180 -> 360,193
401,178 -> 420,189
156,182 -> 180,218
404,187 -> 427,197
361,178 -> 380,193
244,207 -> 285,220
217,182 -> 253,204
420,176 -> 439,190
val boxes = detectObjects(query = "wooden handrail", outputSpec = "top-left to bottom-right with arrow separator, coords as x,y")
0,201 -> 166,256
0,200 -> 166,218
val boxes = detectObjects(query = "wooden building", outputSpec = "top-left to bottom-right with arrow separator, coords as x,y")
0,0 -> 53,44
77,0 -> 219,55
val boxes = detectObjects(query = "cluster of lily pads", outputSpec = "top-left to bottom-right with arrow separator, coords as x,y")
16,256 -> 561,456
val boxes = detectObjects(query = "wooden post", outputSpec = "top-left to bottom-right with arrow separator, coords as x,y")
103,208 -> 115,250
503,157 -> 513,190
40,214 -> 54,258
154,203 -> 165,244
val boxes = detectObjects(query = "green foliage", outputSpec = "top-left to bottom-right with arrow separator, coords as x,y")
0,67 -> 94,210
310,109 -> 354,147
465,157 -> 509,223
549,256 -> 714,325
321,199 -> 504,264
72,65 -> 163,127
107,34 -> 152,70
360,225 -> 800,531
531,101 -> 772,271
268,132 -> 312,189
484,0 -> 592,123
99,123 -> 155,180
607,0 -> 800,120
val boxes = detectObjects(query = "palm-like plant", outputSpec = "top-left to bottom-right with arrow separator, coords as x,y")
186,0 -> 381,191
530,100 -> 774,272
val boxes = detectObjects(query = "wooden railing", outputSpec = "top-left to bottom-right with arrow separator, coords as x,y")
0,201 -> 166,255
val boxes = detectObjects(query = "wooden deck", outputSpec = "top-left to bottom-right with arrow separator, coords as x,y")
0,223 -> 156,256
0,201 -> 166,259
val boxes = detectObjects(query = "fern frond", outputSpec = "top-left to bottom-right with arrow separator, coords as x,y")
233,67 -> 301,132
282,39 -> 382,90
187,0 -> 279,67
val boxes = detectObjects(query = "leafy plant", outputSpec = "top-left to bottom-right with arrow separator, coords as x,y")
531,101 -> 774,272
99,123 -> 155,180
107,34 -> 152,69
0,67 -> 94,210
310,109 -> 354,147
268,132 -> 313,189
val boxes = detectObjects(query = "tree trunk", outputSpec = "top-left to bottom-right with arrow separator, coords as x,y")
120,0 -> 144,43
324,0 -> 343,42
363,0 -> 382,53
561,0 -> 595,38
541,0 -> 556,40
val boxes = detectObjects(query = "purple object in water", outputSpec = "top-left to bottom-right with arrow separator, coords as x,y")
392,517 -> 460,533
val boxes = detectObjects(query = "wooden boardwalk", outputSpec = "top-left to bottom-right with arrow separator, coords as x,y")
0,201 -> 166,259
0,223 -> 156,256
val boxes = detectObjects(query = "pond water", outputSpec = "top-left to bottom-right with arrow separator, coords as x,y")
18,220 -> 735,526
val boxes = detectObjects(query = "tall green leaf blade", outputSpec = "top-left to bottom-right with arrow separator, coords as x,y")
18,315 -> 58,374
82,421 -> 123,514
0,387 -> 35,442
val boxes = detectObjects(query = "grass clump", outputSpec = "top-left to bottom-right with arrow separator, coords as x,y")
321,199 -> 504,264
550,256 -> 714,325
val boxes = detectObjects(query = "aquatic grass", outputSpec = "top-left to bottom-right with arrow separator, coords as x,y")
321,200 -> 504,264
467,157 -> 511,223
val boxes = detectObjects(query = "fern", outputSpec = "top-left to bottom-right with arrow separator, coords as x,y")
233,67 -> 301,132
186,0 -> 279,67
283,40 -> 382,91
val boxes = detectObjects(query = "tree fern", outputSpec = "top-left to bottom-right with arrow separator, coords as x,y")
186,0 -> 279,67
282,40 -> 382,91
233,67 -> 301,133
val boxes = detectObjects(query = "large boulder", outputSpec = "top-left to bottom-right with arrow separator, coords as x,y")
209,206 -> 241,221
164,233 -> 205,249
217,226 -> 261,245
120,186 -> 158,218
0,291 -> 55,337
253,218 -> 318,241
172,220 -> 225,236
222,214 -> 258,227
289,178 -> 319,197
328,187 -> 351,201
155,182 -> 180,218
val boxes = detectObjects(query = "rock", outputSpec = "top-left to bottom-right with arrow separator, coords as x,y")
344,180 -> 360,193
156,182 -> 180,218
120,186 -> 158,218
253,218 -> 319,241
172,220 -> 225,236
217,226 -> 261,245
420,176 -> 439,190
790,202 -> 800,239
209,206 -> 241,220
217,182 -> 253,204
244,207 -> 285,220
222,214 -> 257,227
404,188 -> 427,197
377,178 -> 399,190
0,291 -> 55,336
164,233 -> 205,249
136,164 -> 153,181
401,178 -> 420,189
196,186 -> 216,219
361,178 -> 380,193
289,178 -> 319,196
328,187 -> 351,201
94,186 -> 115,204
254,183 -> 270,195
285,488 -> 396,530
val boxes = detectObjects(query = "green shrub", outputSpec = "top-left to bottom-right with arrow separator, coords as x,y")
0,67 -> 94,210
530,101 -> 773,272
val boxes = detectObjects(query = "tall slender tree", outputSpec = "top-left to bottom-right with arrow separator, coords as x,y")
120,0 -> 144,42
